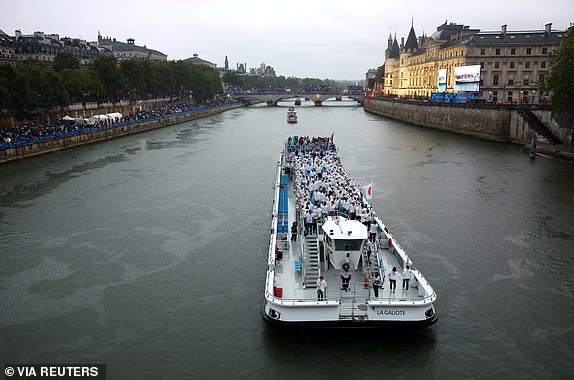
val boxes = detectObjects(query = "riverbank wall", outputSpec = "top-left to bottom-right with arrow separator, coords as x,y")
0,103 -> 243,164
363,97 -> 572,146
0,98 -> 174,128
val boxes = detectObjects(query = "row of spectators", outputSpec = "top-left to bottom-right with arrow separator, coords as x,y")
225,86 -> 290,94
227,85 -> 338,94
0,98 -> 237,148
346,85 -> 364,94
1,122 -> 93,145
303,85 -> 334,93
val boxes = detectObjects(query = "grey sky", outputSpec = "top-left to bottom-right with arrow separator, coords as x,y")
1,0 -> 572,80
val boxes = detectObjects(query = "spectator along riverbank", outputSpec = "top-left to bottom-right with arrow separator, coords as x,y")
0,99 -> 242,164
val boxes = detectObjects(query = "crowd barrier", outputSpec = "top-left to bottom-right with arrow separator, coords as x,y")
0,103 -> 239,151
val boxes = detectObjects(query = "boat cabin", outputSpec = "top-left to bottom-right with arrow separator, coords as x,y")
321,216 -> 368,270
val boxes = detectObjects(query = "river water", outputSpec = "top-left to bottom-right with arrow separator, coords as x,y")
1,99 -> 573,379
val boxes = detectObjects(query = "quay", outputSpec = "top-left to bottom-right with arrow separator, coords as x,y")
363,97 -> 574,161
0,102 -> 243,164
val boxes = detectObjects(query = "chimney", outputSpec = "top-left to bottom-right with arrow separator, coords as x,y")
400,37 -> 405,48
501,25 -> 507,36
15,29 -> 21,40
545,23 -> 552,34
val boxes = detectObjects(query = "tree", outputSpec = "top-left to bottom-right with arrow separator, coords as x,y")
0,64 -> 17,114
222,71 -> 241,87
90,56 -> 123,102
53,52 -> 80,72
547,26 -> 574,114
189,65 -> 223,101
60,68 -> 103,104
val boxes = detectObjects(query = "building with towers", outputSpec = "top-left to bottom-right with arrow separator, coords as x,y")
381,20 -> 565,104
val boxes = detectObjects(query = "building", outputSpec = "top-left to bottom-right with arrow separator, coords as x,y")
382,21 -> 565,104
183,53 -> 216,68
365,68 -> 378,92
97,33 -> 167,62
250,62 -> 276,77
0,29 -> 16,64
8,30 -> 112,65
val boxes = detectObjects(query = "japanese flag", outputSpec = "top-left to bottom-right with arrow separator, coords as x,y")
363,182 -> 373,200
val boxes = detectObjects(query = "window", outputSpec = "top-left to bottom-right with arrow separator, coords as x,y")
494,62 -> 500,69
511,48 -> 516,55
507,91 -> 513,103
492,90 -> 498,103
510,62 -> 515,69
526,48 -> 532,55
495,48 -> 501,55
335,239 -> 363,251
480,62 -> 485,69
480,48 -> 485,55
542,47 -> 548,54
493,74 -> 499,85
522,91 -> 529,103
541,61 -> 546,68
525,62 -> 530,69
523,76 -> 530,85
508,75 -> 514,85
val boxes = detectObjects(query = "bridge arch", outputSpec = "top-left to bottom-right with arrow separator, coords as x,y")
231,92 -> 364,107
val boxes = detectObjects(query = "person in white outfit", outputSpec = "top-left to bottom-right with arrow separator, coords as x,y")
316,275 -> 327,300
372,271 -> 382,297
402,265 -> 412,291
389,267 -> 397,292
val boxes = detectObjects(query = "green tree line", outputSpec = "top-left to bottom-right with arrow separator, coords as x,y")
222,71 -> 354,92
546,26 -> 574,115
0,53 -> 223,115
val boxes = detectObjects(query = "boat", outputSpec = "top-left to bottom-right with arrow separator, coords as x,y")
294,98 -> 302,106
262,136 -> 438,327
286,107 -> 298,123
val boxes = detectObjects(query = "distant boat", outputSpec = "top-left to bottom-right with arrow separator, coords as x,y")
294,98 -> 301,106
286,107 -> 298,123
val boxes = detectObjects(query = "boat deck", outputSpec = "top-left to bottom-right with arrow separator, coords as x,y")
264,138 -> 437,326
275,242 -> 419,302
273,180 -> 425,303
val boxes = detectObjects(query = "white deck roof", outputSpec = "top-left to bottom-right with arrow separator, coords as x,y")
321,216 -> 368,240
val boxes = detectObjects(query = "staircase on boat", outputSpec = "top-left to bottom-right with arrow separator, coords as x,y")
338,247 -> 376,320
302,235 -> 320,288
339,286 -> 370,320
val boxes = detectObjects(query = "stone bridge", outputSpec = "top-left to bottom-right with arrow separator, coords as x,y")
230,92 -> 364,106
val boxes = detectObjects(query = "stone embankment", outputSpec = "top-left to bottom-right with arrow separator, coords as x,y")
0,103 -> 243,164
523,144 -> 574,161
363,97 -> 573,161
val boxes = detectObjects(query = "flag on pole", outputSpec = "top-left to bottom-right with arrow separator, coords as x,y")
363,182 -> 373,200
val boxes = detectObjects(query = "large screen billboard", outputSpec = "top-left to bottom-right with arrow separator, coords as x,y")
437,68 -> 447,92
454,65 -> 481,92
